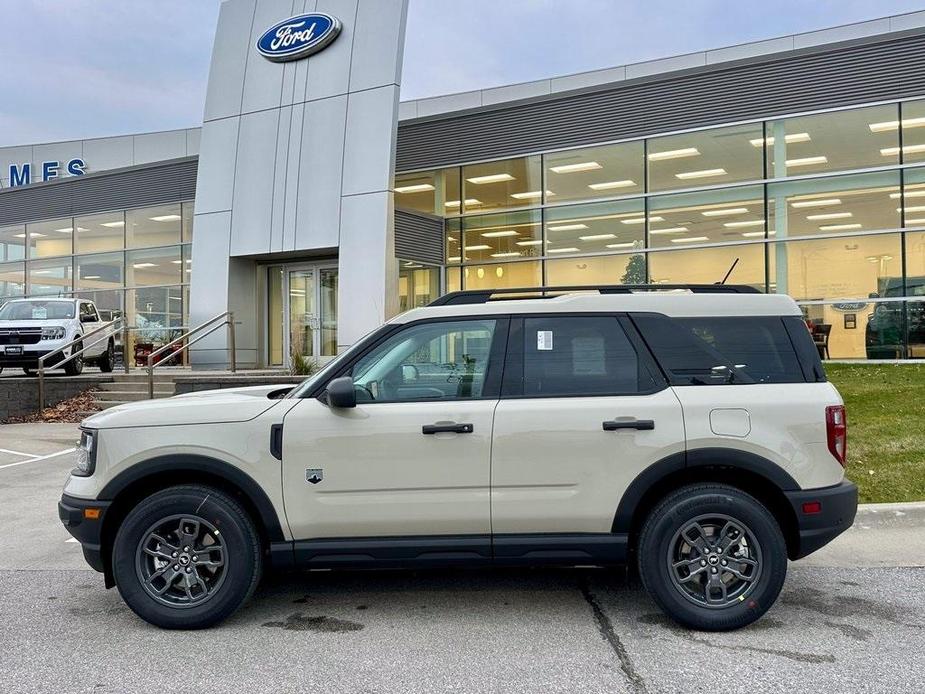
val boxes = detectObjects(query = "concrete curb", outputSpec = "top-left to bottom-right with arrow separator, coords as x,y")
854,501 -> 925,529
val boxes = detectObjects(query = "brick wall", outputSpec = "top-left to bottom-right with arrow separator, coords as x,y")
0,376 -> 113,421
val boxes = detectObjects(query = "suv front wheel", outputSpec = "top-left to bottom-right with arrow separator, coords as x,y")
112,485 -> 262,629
638,484 -> 787,631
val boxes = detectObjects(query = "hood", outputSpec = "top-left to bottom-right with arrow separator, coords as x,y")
82,384 -> 294,429
0,319 -> 70,327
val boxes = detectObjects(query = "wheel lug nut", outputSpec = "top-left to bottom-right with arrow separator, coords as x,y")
700,560 -> 707,567
721,560 -> 727,566
185,568 -> 192,574
183,546 -> 189,552
173,564 -> 179,570
171,552 -> 178,558
193,556 -> 198,562
711,567 -> 718,574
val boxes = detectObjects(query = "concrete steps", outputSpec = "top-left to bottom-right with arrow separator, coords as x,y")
92,373 -> 177,410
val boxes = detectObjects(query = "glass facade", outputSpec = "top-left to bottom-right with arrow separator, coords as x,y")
0,201 -> 193,360
394,99 -> 925,359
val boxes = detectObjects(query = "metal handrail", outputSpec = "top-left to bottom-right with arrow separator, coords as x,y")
146,311 -> 236,398
37,317 -> 125,411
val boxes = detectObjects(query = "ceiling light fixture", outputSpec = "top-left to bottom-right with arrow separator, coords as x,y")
101,221 -> 125,228
548,223 -> 588,232
149,214 -> 182,222
819,223 -> 862,231
516,240 -> 543,246
785,156 -> 827,167
670,236 -> 710,243
588,179 -> 636,191
490,252 -> 521,258
806,212 -> 853,220
648,227 -> 689,234
394,183 -> 435,194
546,247 -> 580,253
466,173 -> 515,185
702,207 -> 749,217
723,220 -> 764,228
509,190 -> 553,200
463,244 -> 492,251
549,161 -> 602,174
578,233 -> 617,241
132,262 -> 158,268
749,132 -> 811,147
621,216 -> 664,225
880,144 -> 925,156
675,168 -> 727,180
480,230 -> 519,238
868,116 -> 925,132
791,198 -> 841,208
606,242 -> 637,249
648,147 -> 700,161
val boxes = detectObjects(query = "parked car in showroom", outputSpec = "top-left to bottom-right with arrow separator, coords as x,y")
0,297 -> 116,375
59,285 -> 856,631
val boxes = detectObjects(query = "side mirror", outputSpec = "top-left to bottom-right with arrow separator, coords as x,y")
325,376 -> 357,409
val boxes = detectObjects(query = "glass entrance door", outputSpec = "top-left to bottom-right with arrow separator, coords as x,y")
267,263 -> 338,368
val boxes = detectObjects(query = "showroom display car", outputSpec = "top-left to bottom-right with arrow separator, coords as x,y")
0,297 -> 115,375
59,284 -> 857,631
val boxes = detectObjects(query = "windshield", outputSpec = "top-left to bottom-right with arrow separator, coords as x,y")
287,325 -> 389,398
0,300 -> 75,320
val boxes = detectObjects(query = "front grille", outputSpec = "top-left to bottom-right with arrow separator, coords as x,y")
0,328 -> 42,345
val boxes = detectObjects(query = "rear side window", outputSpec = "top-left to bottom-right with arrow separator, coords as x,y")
633,314 -> 806,385
510,316 -> 659,397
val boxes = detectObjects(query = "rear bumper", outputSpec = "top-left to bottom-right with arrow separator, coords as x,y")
58,494 -> 112,573
785,480 -> 858,559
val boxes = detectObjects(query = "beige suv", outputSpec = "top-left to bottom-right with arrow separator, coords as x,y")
59,285 -> 857,630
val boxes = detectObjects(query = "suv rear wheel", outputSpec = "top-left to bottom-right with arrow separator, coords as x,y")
112,485 -> 262,629
638,484 -> 787,631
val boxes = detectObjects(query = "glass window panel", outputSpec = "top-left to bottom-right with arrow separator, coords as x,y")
545,199 -> 644,256
647,123 -> 763,192
75,252 -> 124,292
0,261 -> 25,297
446,266 -> 461,293
767,171 -> 899,240
181,201 -> 194,243
446,218 -> 461,263
28,257 -> 73,295
26,218 -> 73,258
899,100 -> 925,165
319,267 -> 338,357
546,253 -> 646,286
906,231 -> 925,298
395,168 -> 460,216
462,210 -> 541,263
399,261 -> 440,312
126,246 -> 182,287
648,243 -> 764,290
545,141 -> 644,203
462,156 -> 542,214
182,244 -> 193,281
463,260 -> 541,290
521,316 -> 654,396
268,267 -> 284,366
648,185 -> 765,248
128,286 -> 184,356
901,167 -> 925,229
904,301 -> 925,359
75,212 -> 125,254
768,233 -> 901,301
127,204 -> 182,249
857,301 -> 904,359
0,225 -> 26,262
766,104 -> 899,177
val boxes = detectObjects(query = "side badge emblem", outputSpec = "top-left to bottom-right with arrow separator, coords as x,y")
305,469 -> 323,484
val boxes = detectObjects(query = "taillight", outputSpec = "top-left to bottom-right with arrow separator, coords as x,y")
826,405 -> 847,467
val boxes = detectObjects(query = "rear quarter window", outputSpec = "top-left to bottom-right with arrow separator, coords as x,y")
633,314 -> 808,385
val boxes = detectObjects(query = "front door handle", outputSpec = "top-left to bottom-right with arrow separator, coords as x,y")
422,422 -> 474,435
603,419 -> 655,431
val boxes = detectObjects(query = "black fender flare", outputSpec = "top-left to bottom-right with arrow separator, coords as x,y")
98,454 -> 286,541
611,448 -> 799,534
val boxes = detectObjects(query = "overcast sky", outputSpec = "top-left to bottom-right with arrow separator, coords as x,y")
1,0 -> 924,146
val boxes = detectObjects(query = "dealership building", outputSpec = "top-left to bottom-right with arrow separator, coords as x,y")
3,3 -> 925,366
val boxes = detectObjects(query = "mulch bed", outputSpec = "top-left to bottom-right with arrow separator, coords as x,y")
4,389 -> 101,424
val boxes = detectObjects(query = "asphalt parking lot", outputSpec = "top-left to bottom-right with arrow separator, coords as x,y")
1,423 -> 923,693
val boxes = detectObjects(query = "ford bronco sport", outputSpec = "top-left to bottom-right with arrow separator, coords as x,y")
59,285 -> 857,631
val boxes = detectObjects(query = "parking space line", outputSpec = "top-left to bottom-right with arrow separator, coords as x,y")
0,448 -> 73,471
0,447 -> 41,459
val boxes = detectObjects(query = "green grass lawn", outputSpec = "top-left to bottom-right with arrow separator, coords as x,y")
825,363 -> 925,504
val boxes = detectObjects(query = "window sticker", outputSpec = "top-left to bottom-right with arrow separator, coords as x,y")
536,330 -> 553,351
32,307 -> 47,319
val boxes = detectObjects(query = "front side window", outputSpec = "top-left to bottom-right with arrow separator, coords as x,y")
350,319 -> 498,402
516,316 -> 657,397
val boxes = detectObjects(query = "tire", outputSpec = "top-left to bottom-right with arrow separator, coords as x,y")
64,341 -> 84,376
98,339 -> 115,373
637,483 -> 787,631
112,485 -> 262,629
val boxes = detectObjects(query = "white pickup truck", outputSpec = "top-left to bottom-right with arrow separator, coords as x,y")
0,297 -> 116,375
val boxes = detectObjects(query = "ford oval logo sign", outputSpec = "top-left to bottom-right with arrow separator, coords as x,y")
256,13 -> 341,62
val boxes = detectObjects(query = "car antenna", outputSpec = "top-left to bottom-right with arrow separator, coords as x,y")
718,258 -> 739,285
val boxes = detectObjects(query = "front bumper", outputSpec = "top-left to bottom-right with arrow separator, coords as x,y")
785,480 -> 858,559
0,348 -> 57,367
58,494 -> 112,573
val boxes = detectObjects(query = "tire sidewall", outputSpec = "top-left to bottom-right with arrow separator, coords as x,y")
112,487 -> 260,629
98,340 -> 114,372
639,487 -> 787,631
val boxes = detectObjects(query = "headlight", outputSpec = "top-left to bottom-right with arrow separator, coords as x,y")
41,326 -> 66,340
73,429 -> 97,477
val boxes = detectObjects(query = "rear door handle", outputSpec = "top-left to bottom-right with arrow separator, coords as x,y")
603,419 -> 655,431
422,422 -> 474,435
